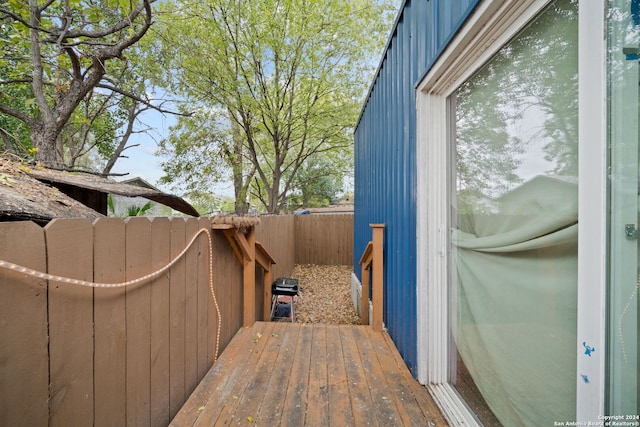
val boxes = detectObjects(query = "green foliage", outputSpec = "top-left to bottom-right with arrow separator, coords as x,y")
185,190 -> 223,215
60,93 -> 124,167
126,201 -> 153,216
107,194 -> 116,215
153,0 -> 396,213
286,157 -> 345,208
0,22 -> 34,154
156,107 -> 230,194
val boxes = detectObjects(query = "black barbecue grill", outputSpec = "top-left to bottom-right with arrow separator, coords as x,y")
269,277 -> 299,322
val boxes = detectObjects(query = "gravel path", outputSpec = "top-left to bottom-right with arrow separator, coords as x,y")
290,264 -> 361,325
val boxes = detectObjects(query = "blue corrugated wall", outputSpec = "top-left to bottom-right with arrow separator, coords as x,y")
354,0 -> 479,376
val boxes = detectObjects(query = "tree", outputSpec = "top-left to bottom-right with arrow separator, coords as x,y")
154,0 -> 396,213
283,155 -> 345,209
0,0 -> 156,167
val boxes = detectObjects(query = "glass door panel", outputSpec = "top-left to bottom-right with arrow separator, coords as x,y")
448,1 -> 579,425
607,0 -> 640,414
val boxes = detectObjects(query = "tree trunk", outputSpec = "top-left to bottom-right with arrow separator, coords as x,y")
231,131 -> 248,215
267,174 -> 280,214
33,124 -> 63,167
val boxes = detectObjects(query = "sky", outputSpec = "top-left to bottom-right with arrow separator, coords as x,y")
109,110 -> 173,190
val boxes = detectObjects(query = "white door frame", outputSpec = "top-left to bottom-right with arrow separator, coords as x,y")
576,0 -> 606,420
415,0 -> 606,422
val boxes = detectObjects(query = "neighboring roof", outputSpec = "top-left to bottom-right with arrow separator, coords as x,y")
26,167 -> 199,217
0,159 -> 104,224
119,177 -> 159,191
294,204 -> 354,215
0,158 -> 199,223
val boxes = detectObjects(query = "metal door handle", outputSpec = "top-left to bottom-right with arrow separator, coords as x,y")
625,224 -> 639,240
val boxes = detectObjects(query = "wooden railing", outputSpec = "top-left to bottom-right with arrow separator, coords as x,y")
358,224 -> 385,331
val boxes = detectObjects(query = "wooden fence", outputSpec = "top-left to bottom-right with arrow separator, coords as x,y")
0,213 -> 352,427
294,214 -> 354,265
255,213 -> 354,267
0,217 -> 246,427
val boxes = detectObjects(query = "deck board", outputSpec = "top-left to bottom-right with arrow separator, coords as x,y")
171,322 -> 448,427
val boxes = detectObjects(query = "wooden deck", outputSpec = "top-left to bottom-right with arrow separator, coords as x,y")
170,322 -> 447,426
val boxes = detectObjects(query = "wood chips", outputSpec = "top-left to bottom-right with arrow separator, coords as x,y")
290,264 -> 361,325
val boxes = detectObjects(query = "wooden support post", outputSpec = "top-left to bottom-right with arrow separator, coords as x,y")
263,268 -> 272,321
255,242 -> 276,321
358,241 -> 373,326
370,224 -> 385,332
360,264 -> 370,325
243,227 -> 256,327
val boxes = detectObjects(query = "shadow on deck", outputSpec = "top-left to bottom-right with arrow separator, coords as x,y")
170,322 -> 447,426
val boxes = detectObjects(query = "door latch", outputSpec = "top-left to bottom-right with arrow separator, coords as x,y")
625,224 -> 639,240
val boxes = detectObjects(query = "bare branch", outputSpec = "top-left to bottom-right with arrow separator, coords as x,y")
0,104 -> 37,127
56,0 -> 155,41
94,83 -> 192,117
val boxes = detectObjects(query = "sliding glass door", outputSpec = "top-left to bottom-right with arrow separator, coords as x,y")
607,0 -> 640,414
419,0 -> 640,422
448,1 -> 579,424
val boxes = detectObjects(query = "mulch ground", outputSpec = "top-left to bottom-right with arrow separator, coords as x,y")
289,264 -> 361,325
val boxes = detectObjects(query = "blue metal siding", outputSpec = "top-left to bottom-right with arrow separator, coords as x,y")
354,0 -> 480,376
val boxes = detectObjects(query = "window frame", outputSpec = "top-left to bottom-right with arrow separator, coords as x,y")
415,0 -> 606,423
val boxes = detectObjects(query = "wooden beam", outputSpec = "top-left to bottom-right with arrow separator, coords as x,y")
211,225 -> 243,264
370,224 -> 385,332
210,224 -> 234,230
223,229 -> 252,265
211,225 -> 254,266
358,241 -> 373,270
243,227 -> 256,326
255,241 -> 276,321
230,231 -> 252,264
360,264 -> 370,325
255,242 -> 276,271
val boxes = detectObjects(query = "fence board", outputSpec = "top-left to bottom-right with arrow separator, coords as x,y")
210,229 -> 226,359
197,218 -> 213,378
46,219 -> 95,426
125,217 -> 152,426
256,215 -> 295,278
94,218 -> 127,427
169,218 -> 187,417
185,219 -> 199,396
0,222 -> 49,426
150,217 -> 171,426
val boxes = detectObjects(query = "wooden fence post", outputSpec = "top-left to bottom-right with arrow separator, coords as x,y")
370,224 -> 385,332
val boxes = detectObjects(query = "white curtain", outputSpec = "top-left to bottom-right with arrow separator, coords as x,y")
453,176 -> 577,426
